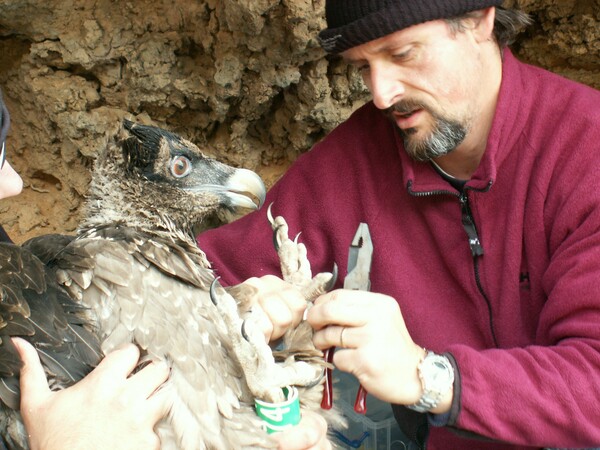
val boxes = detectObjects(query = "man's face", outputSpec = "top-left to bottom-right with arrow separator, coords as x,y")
342,19 -> 491,161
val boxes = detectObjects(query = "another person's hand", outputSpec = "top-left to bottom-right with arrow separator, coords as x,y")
273,410 -> 331,450
14,338 -> 171,450
307,290 -> 427,408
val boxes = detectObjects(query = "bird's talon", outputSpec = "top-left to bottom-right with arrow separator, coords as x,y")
272,224 -> 284,252
209,277 -> 221,305
267,203 -> 275,224
325,264 -> 338,292
241,320 -> 250,341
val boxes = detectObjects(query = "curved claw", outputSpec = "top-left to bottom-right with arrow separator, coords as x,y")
241,319 -> 250,342
267,203 -> 275,225
272,223 -> 285,252
301,366 -> 327,390
268,203 -> 285,251
293,232 -> 302,244
324,263 -> 338,292
209,277 -> 222,305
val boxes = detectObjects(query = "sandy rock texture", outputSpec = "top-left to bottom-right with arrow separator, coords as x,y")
0,0 -> 598,242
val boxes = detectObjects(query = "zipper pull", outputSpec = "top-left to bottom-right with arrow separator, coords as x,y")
460,193 -> 484,257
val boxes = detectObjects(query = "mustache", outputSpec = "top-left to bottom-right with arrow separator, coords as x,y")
385,99 -> 432,116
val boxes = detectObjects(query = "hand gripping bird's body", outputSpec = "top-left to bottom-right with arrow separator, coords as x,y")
0,121 -> 336,449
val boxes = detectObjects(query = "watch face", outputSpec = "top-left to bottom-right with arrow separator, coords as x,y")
432,360 -> 452,382
408,353 -> 454,413
423,354 -> 454,390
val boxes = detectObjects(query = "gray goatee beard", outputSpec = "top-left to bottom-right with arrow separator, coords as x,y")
385,101 -> 468,162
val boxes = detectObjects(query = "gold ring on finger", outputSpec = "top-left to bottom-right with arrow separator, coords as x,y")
340,326 -> 347,348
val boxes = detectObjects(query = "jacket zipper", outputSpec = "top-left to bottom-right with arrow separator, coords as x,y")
407,181 -> 499,348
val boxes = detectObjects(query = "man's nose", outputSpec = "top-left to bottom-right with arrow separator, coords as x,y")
367,64 -> 406,110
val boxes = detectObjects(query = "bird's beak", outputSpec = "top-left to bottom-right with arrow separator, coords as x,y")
223,168 -> 266,210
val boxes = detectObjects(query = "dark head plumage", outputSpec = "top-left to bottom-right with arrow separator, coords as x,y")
82,120 -> 266,240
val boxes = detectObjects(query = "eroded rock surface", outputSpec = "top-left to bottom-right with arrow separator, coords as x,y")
0,0 -> 597,241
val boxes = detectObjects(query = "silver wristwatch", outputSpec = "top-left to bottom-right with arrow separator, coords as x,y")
407,351 -> 454,413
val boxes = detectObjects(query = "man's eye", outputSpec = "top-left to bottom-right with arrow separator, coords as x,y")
358,64 -> 370,73
393,49 -> 413,61
170,155 -> 192,178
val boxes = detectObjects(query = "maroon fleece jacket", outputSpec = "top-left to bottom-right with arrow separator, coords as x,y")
197,50 -> 600,449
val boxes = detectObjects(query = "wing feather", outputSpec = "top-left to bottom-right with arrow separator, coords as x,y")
0,377 -> 19,410
0,240 -> 101,415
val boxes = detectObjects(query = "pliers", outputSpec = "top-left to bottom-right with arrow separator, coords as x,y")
321,223 -> 373,414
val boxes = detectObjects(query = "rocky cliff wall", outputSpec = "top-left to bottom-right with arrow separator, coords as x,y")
0,0 -> 598,242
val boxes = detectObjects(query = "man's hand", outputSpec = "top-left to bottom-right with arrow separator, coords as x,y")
307,289 -> 431,408
273,410 -> 332,450
14,338 -> 171,450
242,275 -> 308,341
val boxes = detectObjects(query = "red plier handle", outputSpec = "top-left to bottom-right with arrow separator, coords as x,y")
320,347 -> 335,410
321,223 -> 373,415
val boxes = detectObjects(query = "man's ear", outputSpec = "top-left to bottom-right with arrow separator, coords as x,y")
472,7 -> 496,43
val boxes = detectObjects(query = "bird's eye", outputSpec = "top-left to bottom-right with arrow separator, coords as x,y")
170,155 -> 192,178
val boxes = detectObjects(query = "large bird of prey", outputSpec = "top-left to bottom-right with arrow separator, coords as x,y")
0,120 -> 336,449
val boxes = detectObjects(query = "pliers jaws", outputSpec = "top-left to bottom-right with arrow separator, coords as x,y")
344,223 -> 373,291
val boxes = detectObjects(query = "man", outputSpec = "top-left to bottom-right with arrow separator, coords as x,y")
198,1 -> 600,449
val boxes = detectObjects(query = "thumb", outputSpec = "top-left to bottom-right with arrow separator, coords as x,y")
12,338 -> 52,404
272,410 -> 329,449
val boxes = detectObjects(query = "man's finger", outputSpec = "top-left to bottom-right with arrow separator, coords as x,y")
128,360 -> 170,399
93,343 -> 140,380
259,295 -> 296,340
249,305 -> 275,343
312,325 -> 356,350
12,337 -> 52,402
308,290 -> 367,330
145,384 -> 173,423
272,410 -> 329,450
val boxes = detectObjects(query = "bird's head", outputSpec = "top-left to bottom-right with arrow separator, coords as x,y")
82,120 -> 266,239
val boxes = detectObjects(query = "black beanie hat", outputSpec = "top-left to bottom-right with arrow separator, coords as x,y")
318,0 -> 504,54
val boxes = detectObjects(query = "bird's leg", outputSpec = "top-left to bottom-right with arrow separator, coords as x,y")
267,209 -> 337,394
207,210 -> 335,404
210,279 -> 322,404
